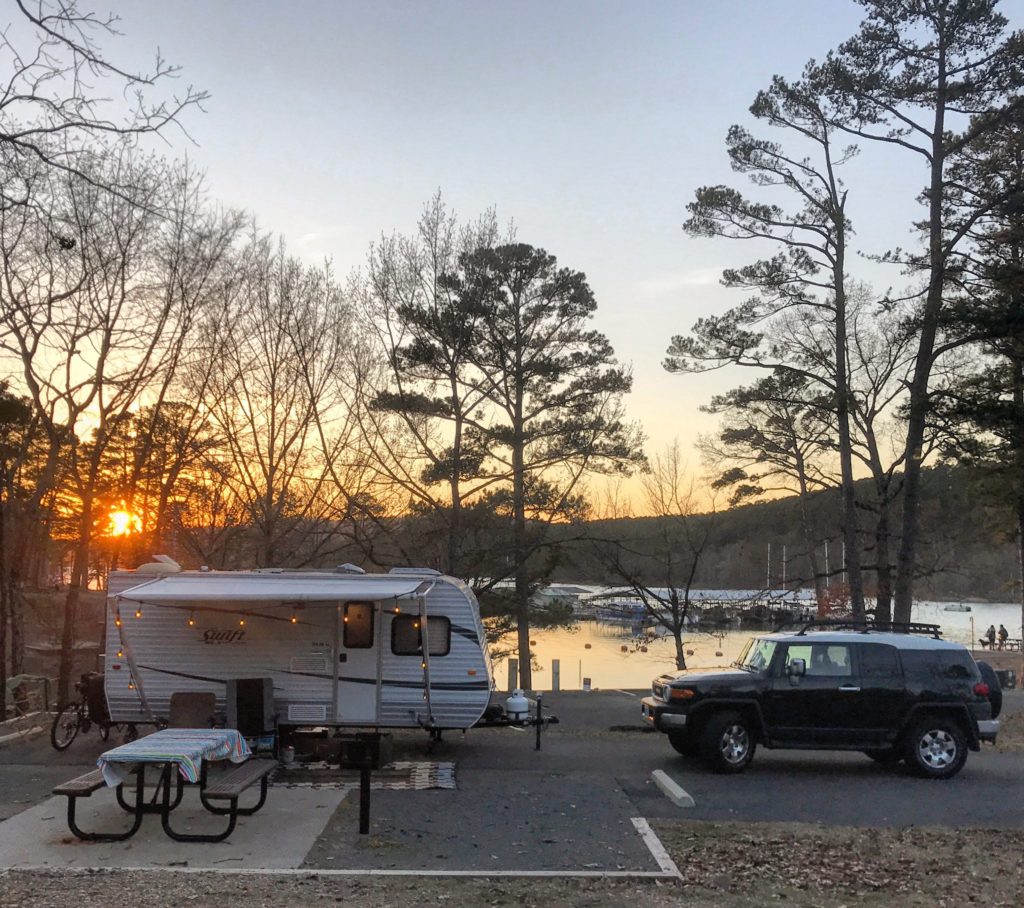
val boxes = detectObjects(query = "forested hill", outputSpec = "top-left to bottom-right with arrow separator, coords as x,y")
555,465 -> 1020,602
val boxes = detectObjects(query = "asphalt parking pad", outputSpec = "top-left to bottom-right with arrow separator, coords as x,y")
303,769 -> 663,871
0,785 -> 346,869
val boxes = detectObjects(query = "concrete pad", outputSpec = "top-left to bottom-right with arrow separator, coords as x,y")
0,785 -> 347,870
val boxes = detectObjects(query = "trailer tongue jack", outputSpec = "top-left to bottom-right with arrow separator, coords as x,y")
473,692 -> 559,750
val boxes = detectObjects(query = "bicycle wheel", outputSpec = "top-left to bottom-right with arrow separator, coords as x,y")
50,703 -> 81,751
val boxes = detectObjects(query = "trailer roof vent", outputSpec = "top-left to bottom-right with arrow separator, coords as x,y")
335,563 -> 365,575
136,555 -> 182,574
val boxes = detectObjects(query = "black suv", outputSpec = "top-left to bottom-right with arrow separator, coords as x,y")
641,621 -> 999,779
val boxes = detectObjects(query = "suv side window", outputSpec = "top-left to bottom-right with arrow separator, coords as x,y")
935,651 -> 978,680
784,643 -> 853,677
901,649 -> 979,681
859,643 -> 900,680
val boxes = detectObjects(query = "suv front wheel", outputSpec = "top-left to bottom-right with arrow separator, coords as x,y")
904,717 -> 967,780
700,711 -> 757,773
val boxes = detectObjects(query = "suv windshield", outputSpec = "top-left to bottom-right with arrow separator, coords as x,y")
735,637 -> 776,672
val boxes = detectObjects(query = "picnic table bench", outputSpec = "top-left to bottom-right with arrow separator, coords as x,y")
52,768 -> 145,842
199,758 -> 277,816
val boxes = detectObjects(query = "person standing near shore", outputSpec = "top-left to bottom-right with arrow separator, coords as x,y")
986,625 -> 997,649
998,625 -> 1008,650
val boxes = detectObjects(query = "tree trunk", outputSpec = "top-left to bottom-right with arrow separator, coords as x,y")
833,234 -> 864,617
513,425 -> 531,691
9,588 -> 22,676
672,589 -> 688,670
893,45 -> 948,625
446,379 -> 464,576
1014,354 -> 1024,646
874,501 -> 893,625
0,490 -> 7,719
796,471 -> 827,614
58,509 -> 91,703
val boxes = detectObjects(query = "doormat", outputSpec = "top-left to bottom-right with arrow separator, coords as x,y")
271,760 -> 456,791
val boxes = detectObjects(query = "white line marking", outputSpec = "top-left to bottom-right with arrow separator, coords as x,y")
650,770 -> 695,808
0,866 -> 678,879
611,689 -> 638,697
631,816 -> 683,879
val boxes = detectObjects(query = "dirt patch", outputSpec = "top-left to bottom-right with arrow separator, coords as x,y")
993,707 -> 1024,752
653,820 -> 1024,907
0,870 -> 684,908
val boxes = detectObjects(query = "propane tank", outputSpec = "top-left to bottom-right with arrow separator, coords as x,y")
505,689 -> 529,721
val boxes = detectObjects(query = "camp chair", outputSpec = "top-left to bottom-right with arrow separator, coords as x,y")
168,691 -> 217,728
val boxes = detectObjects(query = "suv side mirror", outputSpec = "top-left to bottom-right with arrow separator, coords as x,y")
787,658 -> 806,678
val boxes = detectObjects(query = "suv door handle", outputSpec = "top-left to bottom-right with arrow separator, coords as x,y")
838,684 -> 861,692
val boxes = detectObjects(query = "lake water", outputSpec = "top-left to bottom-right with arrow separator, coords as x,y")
490,600 -> 1024,691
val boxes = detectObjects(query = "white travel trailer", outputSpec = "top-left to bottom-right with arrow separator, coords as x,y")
103,564 -> 493,733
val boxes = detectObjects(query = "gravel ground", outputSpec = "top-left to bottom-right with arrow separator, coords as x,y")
0,871 -> 685,908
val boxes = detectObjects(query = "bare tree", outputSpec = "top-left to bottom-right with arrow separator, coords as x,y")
701,366 -> 835,609
1,0 -> 206,208
201,233 -> 360,568
0,149 -> 229,699
353,194 -> 506,581
593,443 -> 716,670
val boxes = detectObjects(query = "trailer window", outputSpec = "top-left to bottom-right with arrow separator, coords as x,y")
391,615 -> 451,657
343,602 -> 374,648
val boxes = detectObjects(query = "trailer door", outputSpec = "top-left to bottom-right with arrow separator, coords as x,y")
335,601 -> 379,724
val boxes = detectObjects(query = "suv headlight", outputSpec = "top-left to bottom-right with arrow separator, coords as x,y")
665,687 -> 696,703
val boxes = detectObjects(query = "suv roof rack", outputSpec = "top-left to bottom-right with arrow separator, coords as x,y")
776,618 -> 943,639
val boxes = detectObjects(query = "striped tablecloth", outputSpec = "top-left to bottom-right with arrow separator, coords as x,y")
97,728 -> 251,787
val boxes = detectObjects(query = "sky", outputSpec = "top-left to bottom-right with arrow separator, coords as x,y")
86,0 -> 1023,504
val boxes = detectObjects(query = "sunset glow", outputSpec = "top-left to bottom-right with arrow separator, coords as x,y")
108,510 -> 141,537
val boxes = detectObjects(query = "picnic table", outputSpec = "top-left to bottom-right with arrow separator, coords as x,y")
98,727 -> 250,786
54,728 -> 276,843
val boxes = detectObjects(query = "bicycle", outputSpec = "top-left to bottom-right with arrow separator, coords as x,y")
50,672 -> 139,751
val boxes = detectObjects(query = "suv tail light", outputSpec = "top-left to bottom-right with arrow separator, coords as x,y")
973,682 -> 990,697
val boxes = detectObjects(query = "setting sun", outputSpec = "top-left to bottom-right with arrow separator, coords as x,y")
108,510 -> 142,537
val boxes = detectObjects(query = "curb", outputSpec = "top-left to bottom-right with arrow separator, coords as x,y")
0,711 -> 49,748
651,769 -> 695,808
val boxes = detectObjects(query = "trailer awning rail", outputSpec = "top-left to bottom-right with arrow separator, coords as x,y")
115,574 -> 433,604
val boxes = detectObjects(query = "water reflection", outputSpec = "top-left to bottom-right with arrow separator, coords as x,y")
488,600 -> 1023,691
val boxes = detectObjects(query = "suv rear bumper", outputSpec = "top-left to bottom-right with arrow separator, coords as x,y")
641,696 -> 687,731
977,719 -> 999,743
